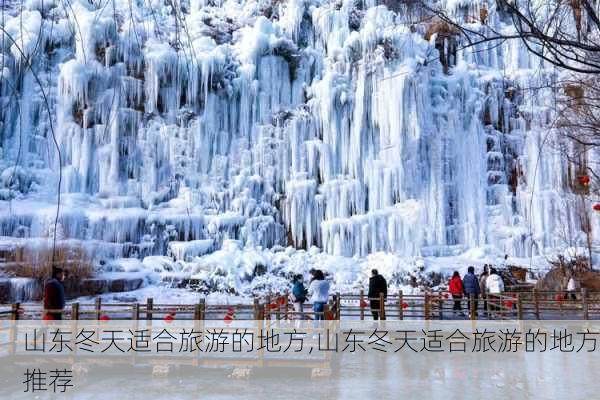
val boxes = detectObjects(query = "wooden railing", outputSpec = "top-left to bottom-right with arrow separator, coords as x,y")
2,288 -> 599,321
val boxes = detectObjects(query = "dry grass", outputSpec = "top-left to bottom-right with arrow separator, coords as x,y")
1,243 -> 93,280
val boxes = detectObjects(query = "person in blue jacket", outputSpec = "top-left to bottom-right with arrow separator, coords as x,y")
462,266 -> 480,316
290,274 -> 308,319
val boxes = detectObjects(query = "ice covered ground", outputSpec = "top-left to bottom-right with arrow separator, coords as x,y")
0,0 -> 594,300
74,239 -> 550,304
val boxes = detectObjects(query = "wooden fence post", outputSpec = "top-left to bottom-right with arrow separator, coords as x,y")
146,298 -> 153,320
199,298 -> 205,320
95,297 -> 102,320
194,302 -> 202,320
398,290 -> 404,320
133,303 -> 140,320
359,289 -> 365,321
265,295 -> 271,321
11,303 -> 19,320
379,292 -> 385,320
275,292 -> 281,321
424,292 -> 430,320
582,288 -> 589,320
284,291 -> 289,320
533,289 -> 540,320
71,303 -> 79,320
253,297 -> 261,320
517,294 -> 523,320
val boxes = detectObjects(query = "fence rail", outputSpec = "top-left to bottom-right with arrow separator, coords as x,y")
3,288 -> 600,321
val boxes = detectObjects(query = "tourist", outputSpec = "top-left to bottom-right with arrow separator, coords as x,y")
368,269 -> 387,320
308,269 -> 330,321
566,275 -> 578,301
462,266 -> 480,316
448,271 -> 464,316
290,274 -> 308,319
486,268 -> 504,315
44,267 -> 67,320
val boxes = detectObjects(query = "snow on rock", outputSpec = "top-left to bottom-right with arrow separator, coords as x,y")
0,0 -> 588,297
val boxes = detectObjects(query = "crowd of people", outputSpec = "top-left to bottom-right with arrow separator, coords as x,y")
448,265 -> 505,317
289,268 -> 387,320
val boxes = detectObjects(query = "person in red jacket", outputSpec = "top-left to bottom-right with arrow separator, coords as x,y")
448,271 -> 464,316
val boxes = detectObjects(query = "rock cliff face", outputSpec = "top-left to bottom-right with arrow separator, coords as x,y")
0,0 -> 594,286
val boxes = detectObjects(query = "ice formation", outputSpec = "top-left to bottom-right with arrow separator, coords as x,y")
0,0 -> 594,296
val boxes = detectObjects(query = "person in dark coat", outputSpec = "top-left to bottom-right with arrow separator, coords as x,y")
290,274 -> 308,319
44,267 -> 66,320
462,266 -> 480,316
368,269 -> 387,320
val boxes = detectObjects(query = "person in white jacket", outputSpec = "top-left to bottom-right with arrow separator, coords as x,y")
486,268 -> 505,294
566,275 -> 578,300
486,268 -> 504,315
308,269 -> 330,320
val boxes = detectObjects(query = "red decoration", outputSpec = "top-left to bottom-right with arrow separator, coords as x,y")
594,203 -> 600,212
578,175 -> 590,186
402,302 -> 409,309
359,300 -> 368,308
99,314 -> 110,321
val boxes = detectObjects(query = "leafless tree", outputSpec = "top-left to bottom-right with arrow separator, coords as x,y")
427,0 -> 600,74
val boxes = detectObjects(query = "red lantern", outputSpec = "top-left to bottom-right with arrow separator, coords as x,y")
578,175 -> 590,186
593,203 -> 600,212
99,314 -> 110,321
359,300 -> 368,308
402,302 -> 409,309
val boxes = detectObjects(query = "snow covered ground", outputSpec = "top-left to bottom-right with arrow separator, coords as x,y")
0,0 -> 592,300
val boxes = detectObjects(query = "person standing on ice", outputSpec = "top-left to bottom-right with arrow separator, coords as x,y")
448,271 -> 464,316
308,270 -> 330,321
462,266 -> 480,316
368,269 -> 387,320
44,267 -> 67,320
290,274 -> 308,319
